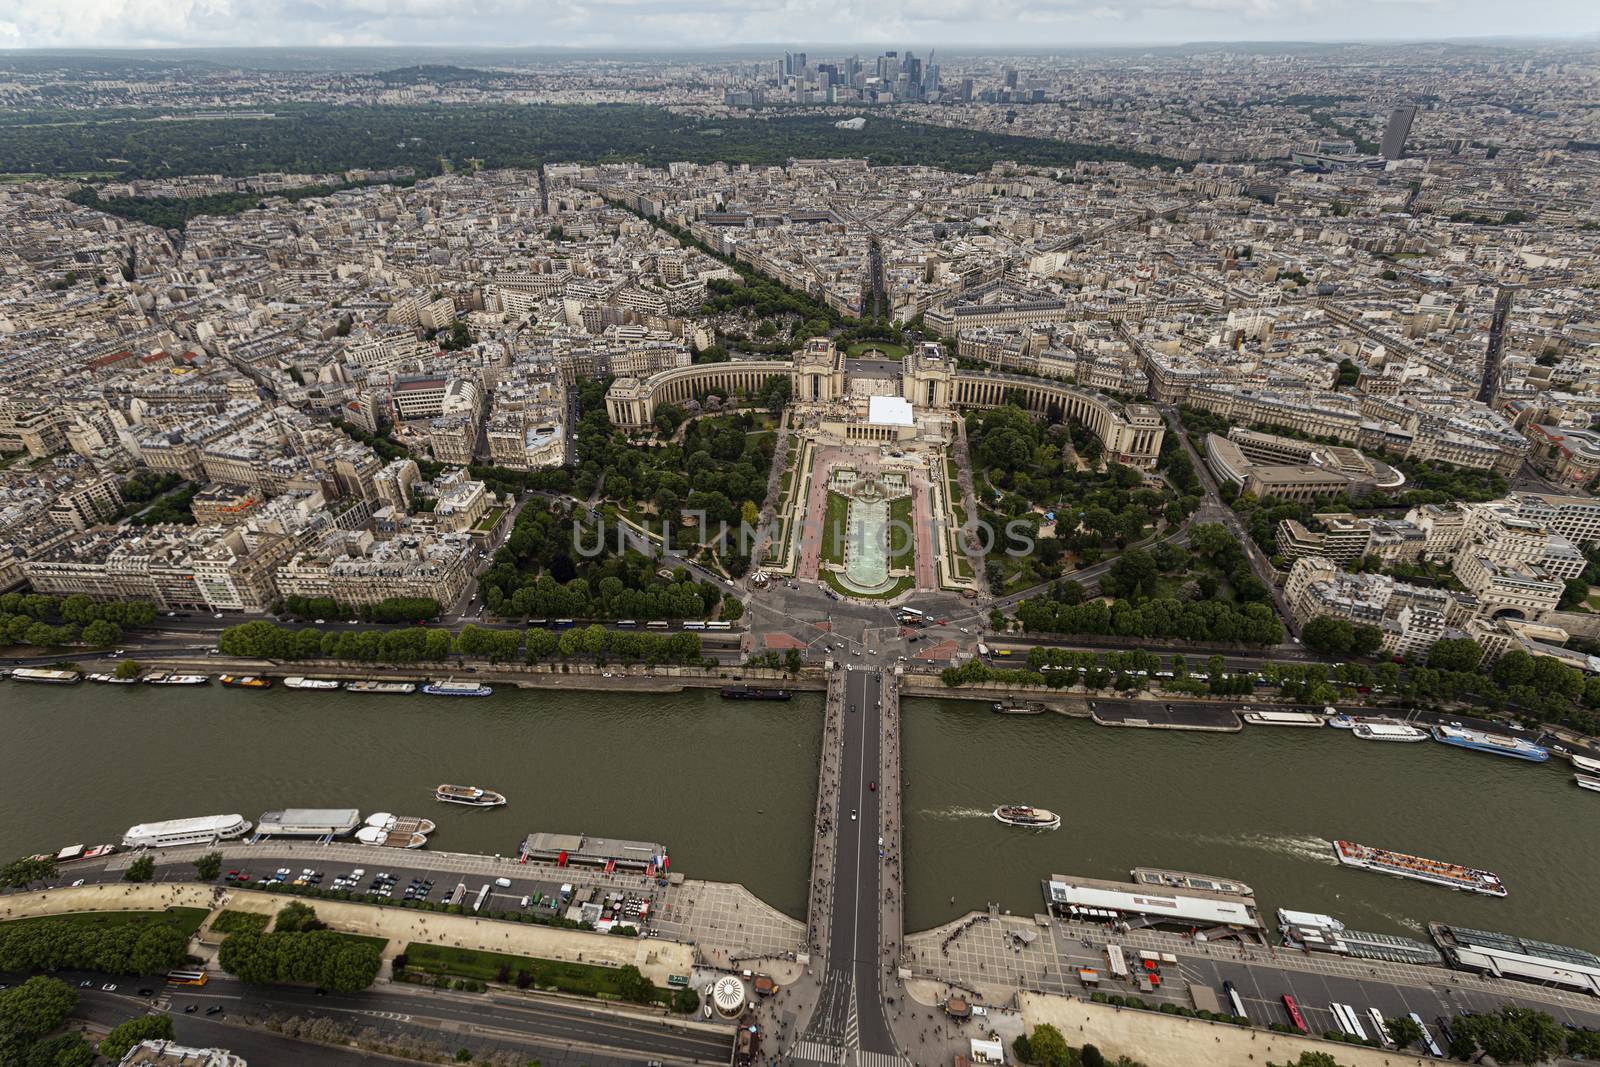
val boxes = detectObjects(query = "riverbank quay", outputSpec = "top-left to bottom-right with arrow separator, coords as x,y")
4,842 -> 806,981
115,654 -> 828,694
1017,992 -> 1432,1067
903,908 -> 1600,1044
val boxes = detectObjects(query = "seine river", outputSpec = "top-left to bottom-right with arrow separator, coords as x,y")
0,682 -> 823,918
3,682 -> 1596,952
903,698 -> 1600,952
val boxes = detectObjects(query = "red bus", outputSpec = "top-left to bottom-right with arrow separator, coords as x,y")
1282,994 -> 1308,1033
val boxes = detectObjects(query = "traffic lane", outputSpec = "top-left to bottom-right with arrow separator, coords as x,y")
72,992 -> 384,1066
828,669 -> 868,964
855,671 -> 898,1056
239,984 -> 731,1061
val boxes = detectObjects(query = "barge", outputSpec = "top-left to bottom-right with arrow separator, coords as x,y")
423,679 -> 492,697
283,677 -> 341,690
720,686 -> 792,701
1333,839 -> 1507,897
10,668 -> 82,685
219,674 -> 272,689
346,680 -> 415,694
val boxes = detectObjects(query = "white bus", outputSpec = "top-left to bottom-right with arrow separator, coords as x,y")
683,621 -> 707,631
1222,981 -> 1248,1021
646,621 -> 670,630
898,607 -> 926,620
1367,1008 -> 1394,1046
706,621 -> 732,631
1408,1013 -> 1444,1058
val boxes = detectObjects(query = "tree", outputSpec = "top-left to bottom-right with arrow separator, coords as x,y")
113,658 -> 142,680
1386,1014 -> 1424,1051
1266,1054 -> 1348,1067
1301,615 -> 1355,655
123,855 -> 155,882
1017,1023 -> 1071,1066
1428,637 -> 1482,674
81,619 -> 122,648
274,901 -> 324,933
0,856 -> 57,890
193,851 -> 223,881
1447,1005 -> 1564,1065
0,976 -> 78,1043
614,965 -> 656,1004
99,1016 -> 174,1060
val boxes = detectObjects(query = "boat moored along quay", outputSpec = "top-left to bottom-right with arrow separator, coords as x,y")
1352,720 -> 1430,742
423,679 -> 493,697
1576,773 -> 1600,793
720,686 -> 792,701
356,812 -> 436,848
993,805 -> 1061,830
143,671 -> 209,686
1431,724 -> 1549,762
346,680 -> 415,694
433,784 -> 507,807
86,672 -> 138,685
122,814 -> 252,849
283,676 -> 342,690
1333,839 -> 1507,896
254,807 -> 362,839
10,667 -> 82,685
219,674 -> 272,689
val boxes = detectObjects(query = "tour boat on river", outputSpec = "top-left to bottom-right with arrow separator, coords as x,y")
993,805 -> 1061,830
1576,773 -> 1600,794
434,784 -> 507,807
1431,724 -> 1548,762
1333,839 -> 1507,897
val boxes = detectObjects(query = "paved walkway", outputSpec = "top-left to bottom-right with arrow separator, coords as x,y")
1020,992 -> 1431,1067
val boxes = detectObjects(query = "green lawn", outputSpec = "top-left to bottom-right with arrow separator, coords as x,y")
5,908 -> 211,937
328,931 -> 389,952
822,491 -> 850,566
846,340 -> 908,360
403,942 -> 669,1005
472,505 -> 508,533
210,910 -> 269,936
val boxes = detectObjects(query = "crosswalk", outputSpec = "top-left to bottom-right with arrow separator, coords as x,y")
786,1042 -> 909,1067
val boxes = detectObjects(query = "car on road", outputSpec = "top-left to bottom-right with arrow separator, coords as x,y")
71,878 -> 85,887
850,703 -> 856,713
206,1005 -> 224,1016
78,980 -> 92,988
184,1004 -> 197,1013
850,809 -> 857,820
101,984 -> 117,992
314,618 -> 325,624
869,781 -> 876,791
137,988 -> 154,997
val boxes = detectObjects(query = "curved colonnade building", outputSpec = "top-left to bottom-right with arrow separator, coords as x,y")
604,342 -> 1163,468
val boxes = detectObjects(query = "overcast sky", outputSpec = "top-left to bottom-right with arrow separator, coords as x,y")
0,0 -> 1595,51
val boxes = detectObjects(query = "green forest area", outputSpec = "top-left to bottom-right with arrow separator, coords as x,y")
1,105 -> 1169,188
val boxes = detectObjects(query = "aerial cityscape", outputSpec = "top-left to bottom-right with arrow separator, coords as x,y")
3,26 -> 1600,1067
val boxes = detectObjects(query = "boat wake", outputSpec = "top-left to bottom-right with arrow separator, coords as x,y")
920,806 -> 995,820
1373,910 -> 1426,934
1166,831 -> 1338,865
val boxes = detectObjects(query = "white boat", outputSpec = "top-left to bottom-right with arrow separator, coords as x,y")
423,679 -> 492,697
283,676 -> 342,690
434,784 -> 507,807
1576,774 -> 1600,794
1571,752 -> 1600,774
86,672 -> 139,685
347,680 -> 415,694
993,805 -> 1061,830
122,814 -> 252,849
356,813 -> 436,848
10,668 -> 82,684
143,672 -> 210,686
1352,721 -> 1429,742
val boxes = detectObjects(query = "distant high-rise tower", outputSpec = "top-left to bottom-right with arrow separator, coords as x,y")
1381,105 -> 1417,161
